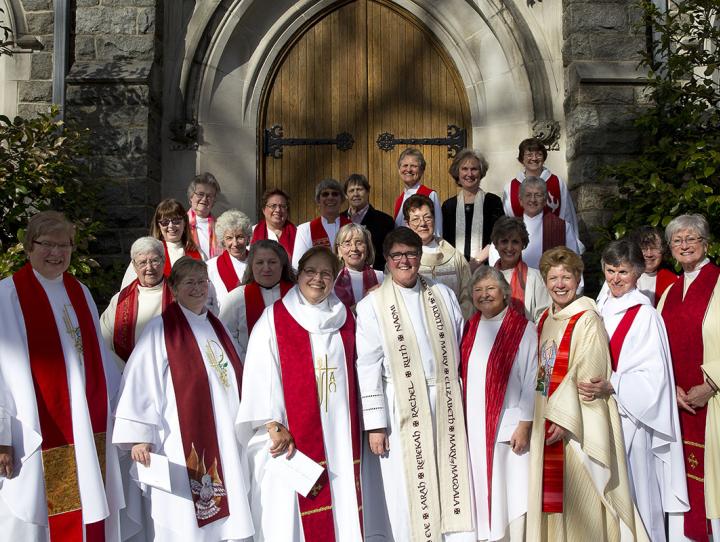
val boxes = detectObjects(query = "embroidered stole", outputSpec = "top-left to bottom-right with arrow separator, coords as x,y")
393,184 -> 433,220
250,220 -> 297,259
655,268 -> 679,307
14,263 -> 108,542
273,301 -> 362,542
542,213 -> 566,252
162,302 -> 243,527
460,307 -> 528,525
162,241 -> 201,277
455,189 -> 485,260
309,216 -> 351,248
374,277 -> 473,541
243,280 -> 292,334
216,250 -> 244,293
536,308 -> 587,513
113,279 -> 173,362
662,262 -> 720,540
608,305 -> 641,372
508,171 -> 562,217
188,209 -> 218,259
334,266 -> 379,307
495,260 -> 528,314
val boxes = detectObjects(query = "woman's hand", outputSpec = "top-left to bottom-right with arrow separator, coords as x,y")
267,422 -> 296,458
676,386 -> 696,414
686,382 -> 715,410
510,421 -> 532,455
578,376 -> 614,401
545,423 -> 567,446
368,429 -> 389,455
131,443 -> 152,467
0,445 -> 13,478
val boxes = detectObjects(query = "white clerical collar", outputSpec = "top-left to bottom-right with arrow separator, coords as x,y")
685,257 -> 710,280
599,287 -> 649,316
283,286 -> 347,334
32,268 -> 63,284
393,279 -> 421,292
178,302 -> 208,322
524,213 -> 543,223
404,182 -> 421,193
167,240 -> 183,249
551,295 -> 596,320
138,281 -> 165,293
321,216 -> 340,226
196,216 -> 209,224
423,238 -> 440,252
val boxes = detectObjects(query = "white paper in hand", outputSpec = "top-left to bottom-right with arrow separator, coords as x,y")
265,449 -> 324,497
136,453 -> 171,492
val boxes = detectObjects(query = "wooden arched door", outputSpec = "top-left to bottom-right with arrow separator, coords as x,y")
260,0 -> 471,224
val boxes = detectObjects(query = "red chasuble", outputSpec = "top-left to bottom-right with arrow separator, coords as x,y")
162,241 -> 201,277
162,302 -> 243,527
216,250 -> 245,293
250,219 -> 297,259
113,279 -> 173,362
495,260 -> 527,314
508,174 -> 562,217
13,263 -> 108,542
309,216 -> 351,248
393,184 -> 433,219
608,304 -> 641,372
536,308 -> 587,513
541,213 -> 566,253
662,262 -> 720,540
187,209 -> 218,259
333,266 -> 379,307
273,300 -> 363,542
243,280 -> 293,334
460,307 -> 528,524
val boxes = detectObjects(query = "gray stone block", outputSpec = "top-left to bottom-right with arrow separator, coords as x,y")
75,36 -> 97,60
76,0 -> 101,6
76,7 -> 137,34
588,34 -> 645,61
18,80 -> 52,102
565,4 -> 627,33
67,60 -> 153,83
25,11 -> 54,35
29,51 -> 53,79
96,35 -> 155,60
22,1 -> 52,11
137,8 -> 155,34
102,0 -> 156,6
17,103 -> 53,117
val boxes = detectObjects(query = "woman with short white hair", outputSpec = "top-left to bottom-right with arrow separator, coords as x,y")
333,223 -> 383,312
206,209 -> 253,311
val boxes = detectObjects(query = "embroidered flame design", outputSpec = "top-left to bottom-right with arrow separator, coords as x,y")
186,443 -> 226,520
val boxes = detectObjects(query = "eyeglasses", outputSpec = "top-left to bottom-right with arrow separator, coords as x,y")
33,240 -> 74,251
301,268 -> 335,281
670,236 -> 704,247
523,193 -> 546,201
193,191 -> 216,201
158,218 -> 184,227
178,278 -> 209,288
319,191 -> 341,198
340,240 -> 366,249
134,257 -> 163,269
265,203 -> 288,211
408,215 -> 433,226
388,251 -> 420,262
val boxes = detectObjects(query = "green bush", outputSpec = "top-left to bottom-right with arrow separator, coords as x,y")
601,0 -> 720,262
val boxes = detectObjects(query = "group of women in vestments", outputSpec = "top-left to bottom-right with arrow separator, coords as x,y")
0,139 -> 718,542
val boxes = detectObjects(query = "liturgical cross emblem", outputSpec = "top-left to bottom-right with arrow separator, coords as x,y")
63,305 -> 84,357
205,339 -> 229,388
315,354 -> 337,412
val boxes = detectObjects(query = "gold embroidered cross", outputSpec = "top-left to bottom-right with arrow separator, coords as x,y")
688,452 -> 699,470
315,354 -> 337,413
62,305 -> 83,357
205,339 -> 229,387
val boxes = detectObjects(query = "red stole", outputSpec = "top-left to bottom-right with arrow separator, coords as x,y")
162,302 -> 243,527
13,263 -> 108,542
309,216 -> 351,248
187,209 -> 218,258
162,241 -> 201,277
509,174 -> 562,217
216,250 -> 244,293
608,304 -> 641,372
333,266 -> 379,307
243,280 -> 293,334
273,301 -> 362,542
536,308 -> 587,513
113,279 -> 173,362
393,184 -> 433,219
460,307 -> 528,524
250,219 -> 297,259
662,262 -> 720,539
495,260 -> 527,313
542,213 -> 566,252
655,268 -> 679,307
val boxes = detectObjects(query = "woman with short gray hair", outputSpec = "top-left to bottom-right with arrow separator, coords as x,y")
291,178 -> 351,268
206,209 -> 253,311
186,172 -> 222,260
460,265 -> 537,541
657,214 -> 720,540
393,147 -> 443,236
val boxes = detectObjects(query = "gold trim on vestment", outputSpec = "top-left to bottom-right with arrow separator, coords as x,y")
684,439 -> 705,448
300,505 -> 333,517
42,444 -> 81,516
688,473 -> 705,482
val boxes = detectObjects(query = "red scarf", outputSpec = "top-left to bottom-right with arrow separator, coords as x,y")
187,209 -> 218,258
273,301 -> 362,541
13,263 -> 108,542
250,220 -> 297,259
608,305 -> 641,372
460,307 -> 528,524
655,268 -> 679,307
162,241 -> 201,277
216,250 -> 245,293
495,260 -> 527,313
162,302 -> 243,527
508,174 -> 562,217
309,216 -> 351,248
662,262 -> 720,539
113,279 -> 173,362
333,266 -> 379,307
541,213 -> 566,252
393,184 -> 433,220
536,308 -> 587,513
243,280 -> 293,334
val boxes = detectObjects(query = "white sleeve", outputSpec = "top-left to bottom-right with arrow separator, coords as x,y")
502,181 -> 515,216
355,296 -> 389,430
292,223 -> 312,269
219,288 -> 249,360
488,243 -> 500,266
518,323 -> 538,421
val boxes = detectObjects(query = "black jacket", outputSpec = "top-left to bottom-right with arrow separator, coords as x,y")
441,192 -> 504,260
347,205 -> 395,271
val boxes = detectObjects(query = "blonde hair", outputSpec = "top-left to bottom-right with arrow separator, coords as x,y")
334,223 -> 375,266
25,211 -> 76,252
539,246 -> 584,281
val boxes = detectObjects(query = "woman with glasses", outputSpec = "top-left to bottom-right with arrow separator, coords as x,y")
186,172 -> 222,260
251,188 -> 297,261
238,246 -> 363,542
440,148 -> 504,270
333,223 -> 383,312
292,178 -> 351,269
657,214 -> 720,541
392,147 -> 443,236
404,193 -> 474,318
121,198 -> 201,288
113,257 -> 254,541
206,209 -> 252,311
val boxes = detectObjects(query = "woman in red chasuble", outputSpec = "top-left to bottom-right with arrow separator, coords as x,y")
238,246 -> 363,542
333,223 -> 383,312
658,214 -> 720,541
250,188 -> 297,261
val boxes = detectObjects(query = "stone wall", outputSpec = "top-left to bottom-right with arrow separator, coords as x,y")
16,0 -> 54,116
